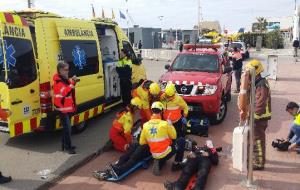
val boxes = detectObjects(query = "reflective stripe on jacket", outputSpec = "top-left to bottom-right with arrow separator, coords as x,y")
53,74 -> 76,113
111,110 -> 134,143
161,94 -> 189,123
254,77 -> 272,121
139,116 -> 177,159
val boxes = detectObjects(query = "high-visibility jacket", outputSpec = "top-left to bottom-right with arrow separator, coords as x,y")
53,74 -> 76,113
132,81 -> 151,110
294,111 -> 300,126
254,77 -> 272,121
132,63 -> 147,84
110,110 -> 134,143
161,93 -> 189,123
139,115 -> 177,159
117,57 -> 132,79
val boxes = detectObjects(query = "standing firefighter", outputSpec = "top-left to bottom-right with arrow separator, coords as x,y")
246,60 -> 272,170
161,83 -> 189,138
117,49 -> 133,106
109,97 -> 142,152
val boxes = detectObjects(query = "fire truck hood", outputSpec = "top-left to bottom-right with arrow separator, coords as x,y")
160,71 -> 220,85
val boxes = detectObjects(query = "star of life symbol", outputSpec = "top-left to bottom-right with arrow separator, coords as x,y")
0,40 -> 16,71
150,126 -> 157,136
72,45 -> 86,70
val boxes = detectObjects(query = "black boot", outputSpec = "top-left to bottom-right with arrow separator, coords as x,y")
0,172 -> 12,184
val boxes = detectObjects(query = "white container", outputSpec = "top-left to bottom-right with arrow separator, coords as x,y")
232,125 -> 249,172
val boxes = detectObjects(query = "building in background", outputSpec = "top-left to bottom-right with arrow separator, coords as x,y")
123,25 -> 162,49
162,29 -> 198,49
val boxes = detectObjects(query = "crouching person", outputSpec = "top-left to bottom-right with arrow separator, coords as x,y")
286,102 -> 300,153
164,146 -> 219,190
93,143 -> 151,180
109,97 -> 142,152
140,102 -> 185,176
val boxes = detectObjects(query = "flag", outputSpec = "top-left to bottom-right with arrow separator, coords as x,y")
119,11 -> 126,19
91,4 -> 96,18
102,8 -> 105,18
112,9 -> 115,19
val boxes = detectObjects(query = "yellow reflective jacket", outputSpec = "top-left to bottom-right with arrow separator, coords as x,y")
161,93 -> 189,123
135,86 -> 151,109
132,63 -> 147,84
139,115 -> 177,159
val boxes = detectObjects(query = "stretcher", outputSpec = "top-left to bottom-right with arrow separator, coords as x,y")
106,156 -> 152,181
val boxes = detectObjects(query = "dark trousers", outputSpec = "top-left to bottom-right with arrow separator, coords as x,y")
173,119 -> 185,138
59,113 -> 73,150
253,120 -> 268,168
234,68 -> 242,91
158,137 -> 186,168
114,144 -> 151,175
175,156 -> 212,190
120,78 -> 132,106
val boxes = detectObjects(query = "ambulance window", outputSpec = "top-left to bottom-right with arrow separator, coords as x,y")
0,40 -> 5,82
29,26 -> 38,57
60,40 -> 99,77
4,37 -> 37,89
122,41 -> 137,60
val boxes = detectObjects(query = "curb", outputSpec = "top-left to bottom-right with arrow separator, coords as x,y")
36,146 -> 105,190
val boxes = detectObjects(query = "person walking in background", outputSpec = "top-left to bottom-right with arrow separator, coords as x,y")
293,38 -> 299,57
53,62 -> 77,154
117,49 -> 133,106
232,47 -> 243,93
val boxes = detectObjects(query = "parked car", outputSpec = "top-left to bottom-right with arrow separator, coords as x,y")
159,44 -> 232,125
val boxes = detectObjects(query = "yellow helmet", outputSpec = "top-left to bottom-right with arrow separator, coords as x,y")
246,59 -> 264,75
151,101 -> 164,111
149,83 -> 161,95
165,83 -> 176,97
131,97 -> 142,109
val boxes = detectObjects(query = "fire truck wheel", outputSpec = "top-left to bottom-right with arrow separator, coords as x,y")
210,100 -> 227,125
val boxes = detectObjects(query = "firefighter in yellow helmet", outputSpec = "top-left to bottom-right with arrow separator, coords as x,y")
132,80 -> 162,124
108,97 -> 142,152
161,83 -> 189,138
246,59 -> 271,170
140,102 -> 186,176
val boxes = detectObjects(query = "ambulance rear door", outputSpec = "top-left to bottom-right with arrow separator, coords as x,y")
55,19 -> 105,108
0,13 -> 41,137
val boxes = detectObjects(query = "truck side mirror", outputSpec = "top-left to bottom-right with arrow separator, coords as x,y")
165,64 -> 171,70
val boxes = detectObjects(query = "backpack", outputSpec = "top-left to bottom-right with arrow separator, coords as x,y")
185,117 -> 209,137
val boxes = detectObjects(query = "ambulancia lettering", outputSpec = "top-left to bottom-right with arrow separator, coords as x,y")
64,29 -> 93,37
4,25 -> 26,38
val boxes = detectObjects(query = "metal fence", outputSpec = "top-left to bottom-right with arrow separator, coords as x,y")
141,49 -> 178,62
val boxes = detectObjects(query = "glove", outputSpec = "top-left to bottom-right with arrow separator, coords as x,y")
182,117 -> 187,125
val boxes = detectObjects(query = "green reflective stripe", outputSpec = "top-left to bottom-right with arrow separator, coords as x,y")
294,113 -> 300,126
255,100 -> 271,119
117,58 -> 132,68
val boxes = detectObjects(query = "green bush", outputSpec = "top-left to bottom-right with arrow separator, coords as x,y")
239,30 -> 284,49
265,29 -> 284,49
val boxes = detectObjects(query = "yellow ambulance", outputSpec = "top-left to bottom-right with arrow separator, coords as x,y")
0,10 -> 146,137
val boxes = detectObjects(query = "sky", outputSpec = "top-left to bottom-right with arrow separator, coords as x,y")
0,0 -> 296,33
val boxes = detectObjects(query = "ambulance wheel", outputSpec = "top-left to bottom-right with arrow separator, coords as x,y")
210,100 -> 227,125
73,121 -> 87,134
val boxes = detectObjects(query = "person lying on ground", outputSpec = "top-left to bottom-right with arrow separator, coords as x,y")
93,143 -> 151,180
164,142 -> 220,190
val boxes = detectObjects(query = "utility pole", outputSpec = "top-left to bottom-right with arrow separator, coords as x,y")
28,0 -> 33,8
197,0 -> 203,40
